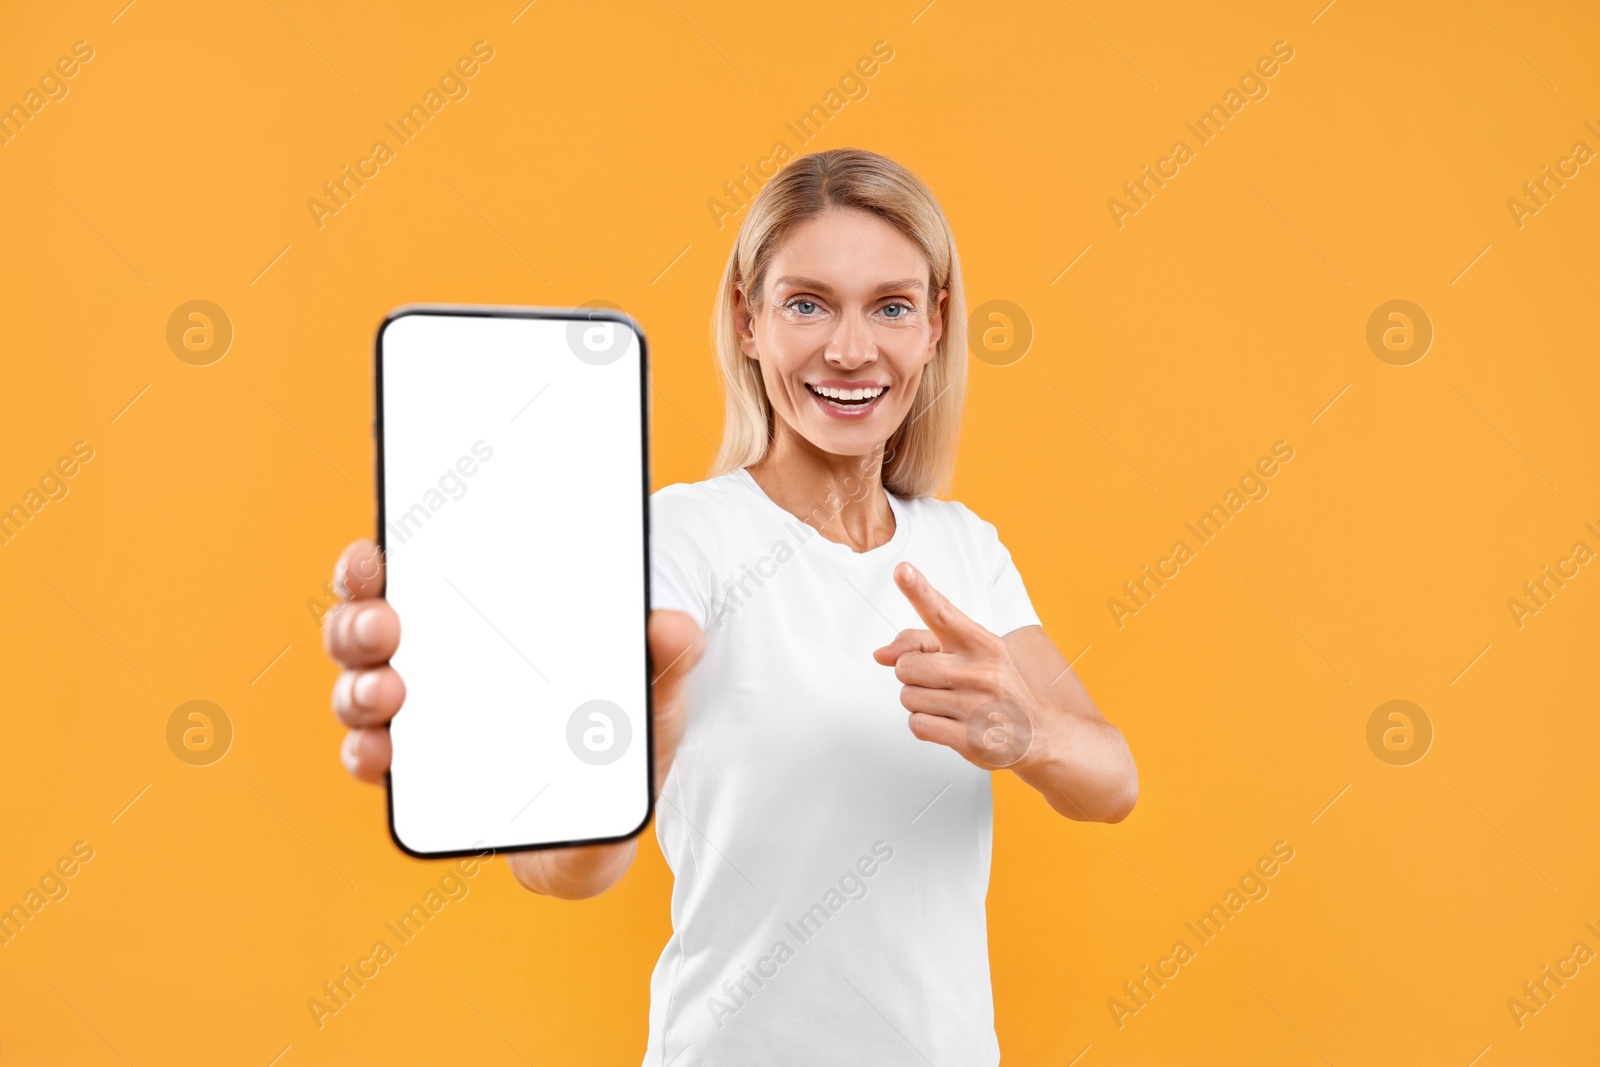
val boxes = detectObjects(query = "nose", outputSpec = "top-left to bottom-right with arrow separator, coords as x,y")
823,310 -> 876,371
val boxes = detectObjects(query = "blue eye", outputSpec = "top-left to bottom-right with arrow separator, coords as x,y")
786,299 -> 819,315
882,302 -> 911,319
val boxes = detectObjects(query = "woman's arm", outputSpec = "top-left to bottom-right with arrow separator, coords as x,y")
1000,625 -> 1138,823
507,608 -> 704,897
873,562 -> 1138,824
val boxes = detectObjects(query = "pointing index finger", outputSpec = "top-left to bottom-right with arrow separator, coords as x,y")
893,562 -> 981,648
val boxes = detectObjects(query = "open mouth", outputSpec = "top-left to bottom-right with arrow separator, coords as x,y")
805,382 -> 888,417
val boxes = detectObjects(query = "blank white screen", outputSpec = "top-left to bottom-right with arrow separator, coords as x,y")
380,309 -> 649,856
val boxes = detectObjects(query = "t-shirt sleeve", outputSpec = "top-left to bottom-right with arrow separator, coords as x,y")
959,503 -> 1042,636
649,484 -> 712,631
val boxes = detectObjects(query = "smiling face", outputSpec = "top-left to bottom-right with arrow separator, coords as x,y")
735,207 -> 946,461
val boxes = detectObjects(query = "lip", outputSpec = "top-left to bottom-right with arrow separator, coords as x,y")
806,382 -> 889,420
809,378 -> 888,389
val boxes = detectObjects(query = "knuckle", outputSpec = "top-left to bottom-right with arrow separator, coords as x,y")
331,671 -> 353,717
388,670 -> 407,710
339,730 -> 362,777
322,603 -> 346,653
336,668 -> 395,727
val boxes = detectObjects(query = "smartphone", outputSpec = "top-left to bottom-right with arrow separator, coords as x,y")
375,304 -> 652,857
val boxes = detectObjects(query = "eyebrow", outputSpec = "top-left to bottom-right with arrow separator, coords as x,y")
771,275 -> 928,297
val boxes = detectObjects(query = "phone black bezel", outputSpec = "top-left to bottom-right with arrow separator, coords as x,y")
374,303 -> 655,859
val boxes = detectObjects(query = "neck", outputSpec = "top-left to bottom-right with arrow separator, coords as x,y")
745,425 -> 895,553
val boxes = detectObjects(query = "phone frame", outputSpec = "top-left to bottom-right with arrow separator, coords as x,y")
373,303 -> 655,859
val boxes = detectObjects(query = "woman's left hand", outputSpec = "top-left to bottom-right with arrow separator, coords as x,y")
871,562 -> 1043,769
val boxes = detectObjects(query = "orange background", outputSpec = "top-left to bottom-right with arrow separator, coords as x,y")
3,1 -> 1597,1063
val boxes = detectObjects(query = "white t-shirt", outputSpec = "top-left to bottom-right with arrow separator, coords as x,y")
642,467 -> 1041,1066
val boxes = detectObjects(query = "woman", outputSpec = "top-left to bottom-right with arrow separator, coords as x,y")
323,148 -> 1138,1065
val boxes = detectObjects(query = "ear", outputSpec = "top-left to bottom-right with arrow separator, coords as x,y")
924,287 -> 948,363
733,284 -> 759,360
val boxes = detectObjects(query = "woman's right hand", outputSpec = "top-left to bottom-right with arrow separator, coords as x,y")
322,538 -> 704,897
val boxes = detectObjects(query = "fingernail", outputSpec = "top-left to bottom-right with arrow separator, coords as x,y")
340,731 -> 361,772
333,557 -> 350,600
352,607 -> 381,650
352,672 -> 380,710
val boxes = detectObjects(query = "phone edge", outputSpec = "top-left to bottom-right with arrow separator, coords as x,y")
374,302 -> 657,861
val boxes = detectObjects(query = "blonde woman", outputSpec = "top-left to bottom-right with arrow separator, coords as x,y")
323,148 -> 1138,1065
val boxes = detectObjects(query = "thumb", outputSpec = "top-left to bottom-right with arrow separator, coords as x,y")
648,609 -> 705,708
647,609 -> 704,799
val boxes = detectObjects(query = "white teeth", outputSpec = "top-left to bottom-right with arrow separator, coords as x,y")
811,385 -> 885,401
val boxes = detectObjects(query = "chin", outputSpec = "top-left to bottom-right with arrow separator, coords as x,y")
802,421 -> 891,459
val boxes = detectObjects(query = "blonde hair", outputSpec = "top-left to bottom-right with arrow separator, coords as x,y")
709,148 -> 967,499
